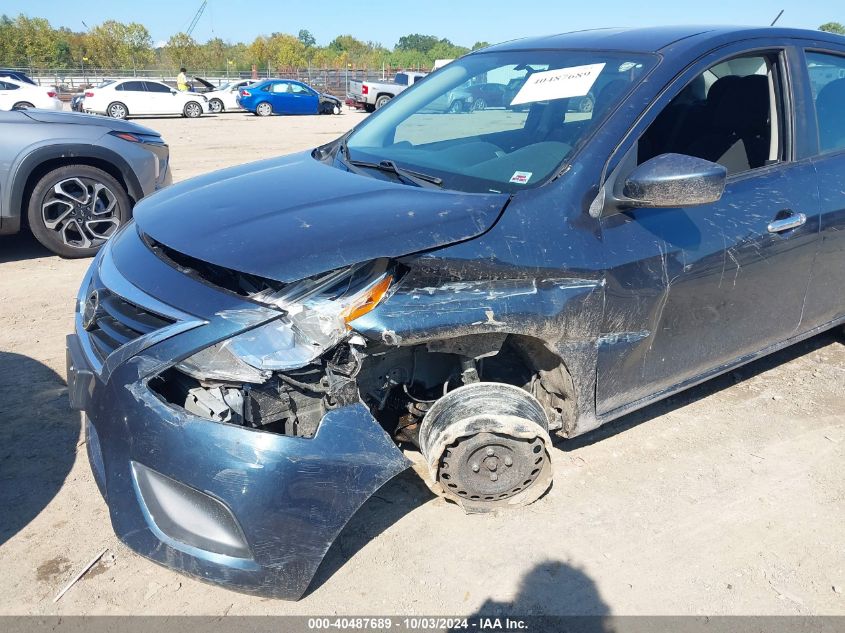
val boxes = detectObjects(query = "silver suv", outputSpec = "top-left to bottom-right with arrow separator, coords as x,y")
0,109 -> 170,257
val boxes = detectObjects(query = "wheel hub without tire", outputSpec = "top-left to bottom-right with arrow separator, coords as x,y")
438,432 -> 546,502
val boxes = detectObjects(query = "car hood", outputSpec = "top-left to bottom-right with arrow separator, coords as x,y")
193,76 -> 215,90
320,92 -> 340,101
21,109 -> 158,135
134,152 -> 509,283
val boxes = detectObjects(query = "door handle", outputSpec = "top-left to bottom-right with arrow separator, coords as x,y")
767,212 -> 806,234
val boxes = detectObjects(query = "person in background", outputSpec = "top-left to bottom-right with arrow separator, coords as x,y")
177,68 -> 188,91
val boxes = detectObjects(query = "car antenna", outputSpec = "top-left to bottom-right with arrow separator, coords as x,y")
770,9 -> 784,26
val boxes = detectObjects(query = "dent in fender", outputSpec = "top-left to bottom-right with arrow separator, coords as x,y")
113,403 -> 410,600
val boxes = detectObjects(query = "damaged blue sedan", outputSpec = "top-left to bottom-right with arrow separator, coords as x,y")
67,25 -> 845,599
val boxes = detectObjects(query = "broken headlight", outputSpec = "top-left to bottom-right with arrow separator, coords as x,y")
177,260 -> 393,382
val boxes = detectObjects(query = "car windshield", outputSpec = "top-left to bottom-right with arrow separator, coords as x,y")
345,50 -> 656,193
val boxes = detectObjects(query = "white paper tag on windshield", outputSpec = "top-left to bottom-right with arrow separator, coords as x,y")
509,171 -> 533,184
510,63 -> 605,106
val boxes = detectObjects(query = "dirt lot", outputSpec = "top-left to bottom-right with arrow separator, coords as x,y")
0,108 -> 843,616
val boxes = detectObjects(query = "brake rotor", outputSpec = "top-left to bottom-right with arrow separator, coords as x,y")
438,432 -> 547,503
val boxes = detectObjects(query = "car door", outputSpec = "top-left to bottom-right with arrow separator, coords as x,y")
596,46 -> 821,416
288,82 -> 319,114
795,47 -> 845,327
143,81 -> 175,114
267,81 -> 293,113
0,80 -> 19,109
225,82 -> 247,109
117,81 -> 150,114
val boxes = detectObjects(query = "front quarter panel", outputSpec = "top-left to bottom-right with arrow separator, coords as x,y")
92,358 -> 409,598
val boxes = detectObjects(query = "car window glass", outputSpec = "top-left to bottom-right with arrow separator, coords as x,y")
637,54 -> 781,176
804,51 -> 845,153
119,81 -> 146,92
0,81 -> 19,90
290,83 -> 311,95
392,61 -> 634,145
347,51 -> 654,193
145,82 -> 172,93
271,82 -> 290,93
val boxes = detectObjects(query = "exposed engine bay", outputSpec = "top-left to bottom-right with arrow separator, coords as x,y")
142,234 -> 582,511
150,331 -> 575,510
150,334 -> 575,440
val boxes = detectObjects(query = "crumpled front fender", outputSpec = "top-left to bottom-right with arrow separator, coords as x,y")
79,341 -> 410,599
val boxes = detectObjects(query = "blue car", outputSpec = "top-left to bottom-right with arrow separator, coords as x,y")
236,78 -> 342,116
68,25 -> 845,599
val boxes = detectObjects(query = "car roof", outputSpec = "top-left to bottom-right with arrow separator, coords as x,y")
0,77 -> 33,88
483,25 -> 845,54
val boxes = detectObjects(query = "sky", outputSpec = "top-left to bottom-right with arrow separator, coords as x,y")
3,0 -> 842,47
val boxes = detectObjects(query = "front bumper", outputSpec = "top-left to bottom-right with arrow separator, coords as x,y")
66,231 -> 409,599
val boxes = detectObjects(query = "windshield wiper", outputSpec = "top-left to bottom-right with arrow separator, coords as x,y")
342,152 -> 442,188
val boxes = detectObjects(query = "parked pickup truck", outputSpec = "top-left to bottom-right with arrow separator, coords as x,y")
346,71 -> 427,111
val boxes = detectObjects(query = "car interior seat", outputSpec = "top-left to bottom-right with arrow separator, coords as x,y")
683,74 -> 771,174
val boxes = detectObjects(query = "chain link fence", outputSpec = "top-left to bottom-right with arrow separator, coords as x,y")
3,66 -> 431,99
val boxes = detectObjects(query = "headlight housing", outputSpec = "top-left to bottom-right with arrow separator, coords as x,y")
176,259 -> 394,383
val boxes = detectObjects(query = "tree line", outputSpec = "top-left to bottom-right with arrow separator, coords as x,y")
0,14 -> 490,72
3,13 -> 842,73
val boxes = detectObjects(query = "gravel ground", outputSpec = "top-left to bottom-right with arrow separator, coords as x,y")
0,108 -> 843,616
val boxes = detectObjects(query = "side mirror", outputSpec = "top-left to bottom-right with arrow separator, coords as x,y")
621,153 -> 727,209
171,90 -> 177,95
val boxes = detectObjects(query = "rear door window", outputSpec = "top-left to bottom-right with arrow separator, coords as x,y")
804,51 -> 845,153
144,82 -> 172,93
117,81 -> 146,92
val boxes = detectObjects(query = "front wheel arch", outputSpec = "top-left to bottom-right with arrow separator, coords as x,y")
10,147 -> 144,232
183,101 -> 203,118
26,164 -> 131,257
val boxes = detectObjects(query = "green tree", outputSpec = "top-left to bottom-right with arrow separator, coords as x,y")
298,29 -> 316,48
819,22 -> 845,35
471,41 -> 490,51
0,15 -> 19,66
9,15 -> 55,66
87,20 -> 153,69
249,35 -> 272,69
396,33 -> 440,53
199,37 -> 227,70
165,32 -> 198,68
269,33 -> 307,68
429,40 -> 469,62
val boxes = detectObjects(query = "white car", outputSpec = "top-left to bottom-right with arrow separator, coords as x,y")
205,79 -> 257,113
0,77 -> 63,111
83,79 -> 208,119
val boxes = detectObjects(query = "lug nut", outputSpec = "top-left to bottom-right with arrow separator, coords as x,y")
486,447 -> 494,456
504,456 -> 513,467
471,463 -> 480,472
490,473 -> 498,481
